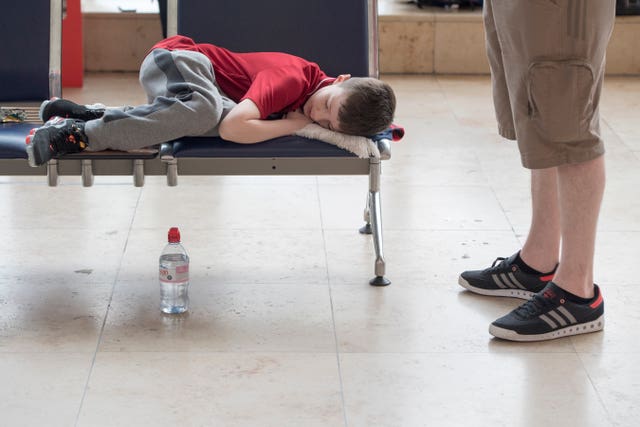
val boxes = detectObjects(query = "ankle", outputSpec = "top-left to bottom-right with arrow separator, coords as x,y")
552,280 -> 595,299
551,280 -> 597,302
517,251 -> 557,275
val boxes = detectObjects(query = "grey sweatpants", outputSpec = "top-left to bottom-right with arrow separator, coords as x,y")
84,49 -> 236,151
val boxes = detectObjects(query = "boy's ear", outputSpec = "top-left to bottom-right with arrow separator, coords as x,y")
333,74 -> 351,84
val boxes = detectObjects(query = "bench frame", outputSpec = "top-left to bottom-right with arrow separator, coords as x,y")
0,0 -> 391,285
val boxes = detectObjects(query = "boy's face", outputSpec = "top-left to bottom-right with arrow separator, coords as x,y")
303,75 -> 350,132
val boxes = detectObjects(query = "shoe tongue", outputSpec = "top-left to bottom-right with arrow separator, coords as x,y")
506,252 -> 519,264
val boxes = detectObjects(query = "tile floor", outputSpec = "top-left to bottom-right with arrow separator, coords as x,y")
1,73 -> 639,426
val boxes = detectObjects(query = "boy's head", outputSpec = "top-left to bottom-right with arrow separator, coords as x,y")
303,75 -> 396,136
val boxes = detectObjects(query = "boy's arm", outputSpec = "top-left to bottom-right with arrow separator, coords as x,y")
218,99 -> 312,144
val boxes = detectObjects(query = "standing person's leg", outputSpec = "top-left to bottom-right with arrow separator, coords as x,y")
482,0 -> 514,141
553,155 -> 606,298
460,0 -> 614,340
490,155 -> 606,341
458,0 -> 560,299
520,168 -> 560,274
487,0 -> 615,341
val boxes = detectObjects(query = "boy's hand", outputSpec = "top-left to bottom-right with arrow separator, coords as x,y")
284,109 -> 313,130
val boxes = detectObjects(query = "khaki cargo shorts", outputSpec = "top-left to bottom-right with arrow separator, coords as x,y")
484,0 -> 615,169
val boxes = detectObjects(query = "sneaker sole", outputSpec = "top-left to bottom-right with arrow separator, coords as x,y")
25,142 -> 37,167
488,315 -> 604,342
25,129 -> 40,167
458,276 -> 536,300
25,127 -> 54,167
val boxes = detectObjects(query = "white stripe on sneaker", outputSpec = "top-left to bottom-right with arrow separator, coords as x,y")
492,274 -> 508,289
494,273 -> 525,290
539,314 -> 558,329
557,306 -> 578,324
507,272 -> 527,290
548,310 -> 568,327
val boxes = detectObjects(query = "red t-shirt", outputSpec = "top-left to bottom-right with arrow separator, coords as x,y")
152,36 -> 335,119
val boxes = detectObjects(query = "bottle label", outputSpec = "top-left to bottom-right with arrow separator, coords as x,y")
159,265 -> 189,283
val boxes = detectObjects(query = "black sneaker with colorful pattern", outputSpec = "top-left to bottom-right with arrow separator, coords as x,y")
26,116 -> 89,167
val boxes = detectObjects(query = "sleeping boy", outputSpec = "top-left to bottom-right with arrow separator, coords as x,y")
26,35 -> 396,166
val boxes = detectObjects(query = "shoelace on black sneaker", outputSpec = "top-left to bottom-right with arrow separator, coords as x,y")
513,293 -> 555,319
485,257 -> 507,273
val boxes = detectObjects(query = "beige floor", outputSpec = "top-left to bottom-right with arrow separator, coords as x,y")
1,73 -> 640,426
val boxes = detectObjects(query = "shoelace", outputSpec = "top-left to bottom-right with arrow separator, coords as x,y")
485,256 -> 507,273
513,293 -> 555,319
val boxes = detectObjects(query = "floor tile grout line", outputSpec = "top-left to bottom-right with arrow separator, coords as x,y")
73,187 -> 143,427
575,352 -> 616,427
472,135 -> 523,243
315,175 -> 350,427
601,116 -> 634,154
327,274 -> 350,427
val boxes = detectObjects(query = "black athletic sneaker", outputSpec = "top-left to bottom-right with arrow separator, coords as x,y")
458,252 -> 555,299
489,282 -> 604,342
25,117 -> 89,167
39,98 -> 105,122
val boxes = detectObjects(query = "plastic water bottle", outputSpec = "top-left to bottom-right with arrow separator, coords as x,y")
159,227 -> 190,314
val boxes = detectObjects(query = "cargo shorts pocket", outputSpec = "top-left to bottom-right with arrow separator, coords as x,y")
527,60 -> 595,143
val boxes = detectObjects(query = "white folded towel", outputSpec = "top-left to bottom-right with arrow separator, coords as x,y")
295,123 -> 380,159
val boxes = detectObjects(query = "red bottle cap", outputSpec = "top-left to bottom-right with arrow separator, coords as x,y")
168,227 -> 181,243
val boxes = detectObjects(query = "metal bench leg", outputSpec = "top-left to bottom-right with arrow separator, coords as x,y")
367,158 -> 390,286
81,159 -> 94,187
359,192 -> 373,235
166,158 -> 178,186
47,160 -> 59,186
133,159 -> 145,187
